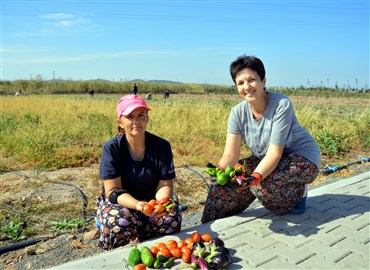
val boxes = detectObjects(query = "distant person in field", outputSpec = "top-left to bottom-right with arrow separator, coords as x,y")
133,83 -> 138,95
163,90 -> 169,99
201,55 -> 321,223
96,94 -> 182,250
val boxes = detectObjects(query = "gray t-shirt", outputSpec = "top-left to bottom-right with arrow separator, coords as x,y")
227,92 -> 321,168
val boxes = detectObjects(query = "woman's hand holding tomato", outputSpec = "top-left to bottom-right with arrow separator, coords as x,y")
141,203 -> 153,215
139,196 -> 172,217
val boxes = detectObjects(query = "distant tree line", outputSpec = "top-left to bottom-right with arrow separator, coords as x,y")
0,79 -> 368,97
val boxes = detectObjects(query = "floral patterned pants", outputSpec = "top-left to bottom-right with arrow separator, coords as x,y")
96,196 -> 182,250
201,152 -> 319,223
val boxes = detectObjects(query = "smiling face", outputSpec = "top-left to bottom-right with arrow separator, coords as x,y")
118,107 -> 148,137
235,68 -> 266,102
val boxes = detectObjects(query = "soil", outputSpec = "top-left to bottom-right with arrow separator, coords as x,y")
1,162 -> 369,270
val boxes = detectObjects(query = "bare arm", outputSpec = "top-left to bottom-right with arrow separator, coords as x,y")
254,144 -> 284,178
103,177 -> 143,211
155,179 -> 173,201
218,133 -> 242,168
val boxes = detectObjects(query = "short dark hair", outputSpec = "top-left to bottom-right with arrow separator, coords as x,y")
230,55 -> 265,83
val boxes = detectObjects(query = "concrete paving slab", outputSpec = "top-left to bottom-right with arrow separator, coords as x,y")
49,171 -> 370,270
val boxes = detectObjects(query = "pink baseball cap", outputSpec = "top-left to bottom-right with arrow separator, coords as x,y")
116,95 -> 151,119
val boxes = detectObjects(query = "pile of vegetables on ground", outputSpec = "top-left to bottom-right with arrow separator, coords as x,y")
128,231 -> 232,269
205,161 -> 253,186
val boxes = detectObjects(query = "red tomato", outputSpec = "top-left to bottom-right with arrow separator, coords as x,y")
170,248 -> 181,258
166,239 -> 178,249
155,242 -> 167,250
184,238 -> 194,245
153,204 -> 164,214
191,232 -> 201,242
134,263 -> 146,270
180,246 -> 191,256
182,253 -> 191,263
166,239 -> 177,246
148,199 -> 157,208
158,196 -> 170,205
157,249 -> 171,259
201,233 -> 212,242
149,246 -> 159,256
142,203 -> 153,215
177,240 -> 186,249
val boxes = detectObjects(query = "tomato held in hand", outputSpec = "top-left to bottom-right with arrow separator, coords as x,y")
153,204 -> 164,214
148,199 -> 157,208
142,203 -> 153,215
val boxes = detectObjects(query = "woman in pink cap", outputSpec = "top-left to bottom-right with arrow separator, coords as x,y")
96,95 -> 182,250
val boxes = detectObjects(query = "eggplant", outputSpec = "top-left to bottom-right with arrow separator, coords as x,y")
210,237 -> 225,248
207,252 -> 231,269
193,241 -> 206,250
198,257 -> 209,270
215,246 -> 230,257
193,241 -> 207,258
190,254 -> 198,269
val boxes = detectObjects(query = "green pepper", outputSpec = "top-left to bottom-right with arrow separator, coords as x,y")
205,167 -> 217,176
229,170 -> 236,182
164,203 -> 176,210
162,201 -> 171,208
224,165 -> 234,175
157,253 -> 169,262
128,247 -> 141,268
153,259 -> 162,269
140,246 -> 155,267
163,257 -> 175,268
216,168 -> 224,176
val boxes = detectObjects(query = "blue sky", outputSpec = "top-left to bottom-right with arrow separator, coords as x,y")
1,0 -> 369,88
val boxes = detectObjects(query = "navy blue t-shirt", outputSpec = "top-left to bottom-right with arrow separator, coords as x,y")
99,132 -> 176,201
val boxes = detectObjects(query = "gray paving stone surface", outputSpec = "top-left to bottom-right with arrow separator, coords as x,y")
49,172 -> 370,270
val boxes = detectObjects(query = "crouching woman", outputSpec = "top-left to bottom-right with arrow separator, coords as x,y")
96,95 -> 181,250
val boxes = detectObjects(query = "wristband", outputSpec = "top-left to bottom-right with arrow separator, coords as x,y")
108,189 -> 128,204
251,172 -> 263,182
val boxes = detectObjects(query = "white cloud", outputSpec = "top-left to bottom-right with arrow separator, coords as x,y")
3,48 -> 244,65
42,13 -> 74,20
41,12 -> 90,28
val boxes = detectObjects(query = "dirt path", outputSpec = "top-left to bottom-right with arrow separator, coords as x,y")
1,163 -> 369,270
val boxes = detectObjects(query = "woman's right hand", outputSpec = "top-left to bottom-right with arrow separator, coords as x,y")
135,201 -> 146,212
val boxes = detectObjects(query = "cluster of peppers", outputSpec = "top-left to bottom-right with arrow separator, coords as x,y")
204,161 -> 252,186
128,245 -> 176,269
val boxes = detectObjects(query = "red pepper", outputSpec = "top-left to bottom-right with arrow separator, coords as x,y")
158,196 -> 170,205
